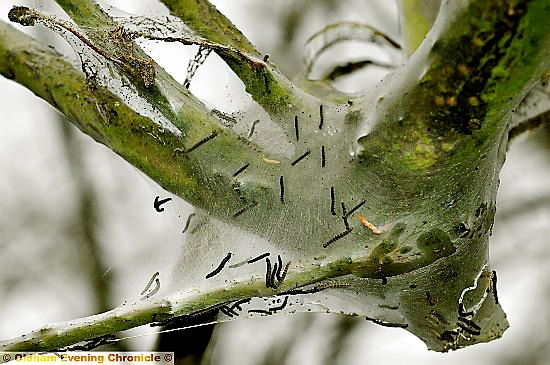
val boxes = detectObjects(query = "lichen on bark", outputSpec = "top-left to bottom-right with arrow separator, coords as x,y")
1,0 -> 550,353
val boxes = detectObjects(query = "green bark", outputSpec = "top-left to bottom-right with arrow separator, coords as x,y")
0,20 -> 271,217
1,0 -> 550,353
157,0 -> 306,117
398,0 -> 440,55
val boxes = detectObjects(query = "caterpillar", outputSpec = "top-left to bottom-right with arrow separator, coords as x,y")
205,252 -> 232,279
323,228 -> 353,248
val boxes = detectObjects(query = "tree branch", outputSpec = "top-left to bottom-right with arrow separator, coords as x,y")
0,20 -> 274,220
158,0 -> 308,118
508,75 -> 550,140
356,0 -> 550,176
398,0 -> 440,55
50,0 -> 309,141
156,0 -> 259,57
509,109 -> 550,140
0,209 -> 497,352
2,0 -> 550,354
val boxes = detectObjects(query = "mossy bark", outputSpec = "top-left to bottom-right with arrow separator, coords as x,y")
1,0 -> 549,353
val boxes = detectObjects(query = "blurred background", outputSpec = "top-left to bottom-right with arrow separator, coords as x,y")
1,1 -> 549,364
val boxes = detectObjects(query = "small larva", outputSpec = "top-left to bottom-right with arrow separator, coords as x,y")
205,252 -> 232,279
140,271 -> 159,296
247,252 -> 270,264
269,295 -> 289,313
291,150 -> 311,166
323,228 -> 353,248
